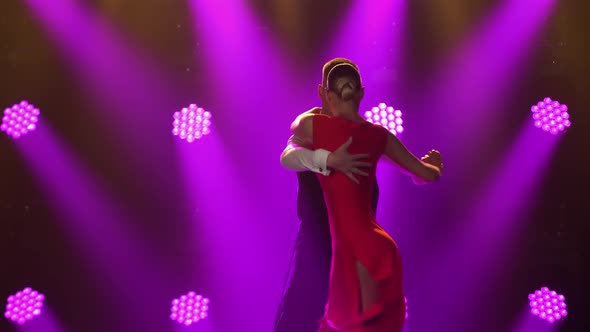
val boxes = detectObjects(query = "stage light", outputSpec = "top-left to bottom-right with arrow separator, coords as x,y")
405,296 -> 408,319
170,291 -> 210,326
364,103 -> 404,135
531,98 -> 570,135
529,287 -> 567,323
1,101 -> 40,139
172,104 -> 212,143
4,287 -> 45,325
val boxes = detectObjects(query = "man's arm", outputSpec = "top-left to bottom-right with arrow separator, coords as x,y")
280,135 -> 332,175
281,111 -> 373,183
280,108 -> 332,175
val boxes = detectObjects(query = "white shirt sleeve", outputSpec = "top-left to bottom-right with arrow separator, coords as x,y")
280,143 -> 332,176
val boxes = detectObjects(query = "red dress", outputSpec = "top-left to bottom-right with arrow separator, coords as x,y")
312,115 -> 405,332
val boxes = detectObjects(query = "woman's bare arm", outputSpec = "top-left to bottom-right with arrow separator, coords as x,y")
382,131 -> 442,184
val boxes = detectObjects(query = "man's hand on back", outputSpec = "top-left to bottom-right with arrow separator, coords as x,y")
327,137 -> 372,184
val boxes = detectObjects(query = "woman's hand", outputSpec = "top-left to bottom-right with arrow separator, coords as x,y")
421,150 -> 444,172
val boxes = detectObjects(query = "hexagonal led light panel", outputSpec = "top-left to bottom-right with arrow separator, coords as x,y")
170,291 -> 210,326
172,104 -> 212,143
364,103 -> 404,135
529,287 -> 567,323
1,101 -> 40,139
4,287 -> 45,325
531,97 -> 571,135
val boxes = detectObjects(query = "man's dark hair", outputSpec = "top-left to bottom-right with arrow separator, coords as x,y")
321,58 -> 359,88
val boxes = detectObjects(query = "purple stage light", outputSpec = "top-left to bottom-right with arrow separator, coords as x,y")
529,287 -> 567,323
531,98 -> 571,135
1,101 -> 41,139
364,103 -> 404,135
4,287 -> 45,325
172,104 -> 212,143
170,291 -> 210,326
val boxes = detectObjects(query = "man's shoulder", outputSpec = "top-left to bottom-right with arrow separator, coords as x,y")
294,107 -> 322,126
303,107 -> 322,115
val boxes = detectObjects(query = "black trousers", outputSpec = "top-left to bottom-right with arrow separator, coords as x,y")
274,223 -> 332,332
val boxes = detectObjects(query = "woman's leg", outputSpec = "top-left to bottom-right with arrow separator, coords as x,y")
355,260 -> 379,312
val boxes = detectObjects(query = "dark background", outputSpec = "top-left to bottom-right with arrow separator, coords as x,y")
1,0 -> 588,331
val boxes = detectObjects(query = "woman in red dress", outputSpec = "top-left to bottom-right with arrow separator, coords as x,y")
290,62 -> 443,332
